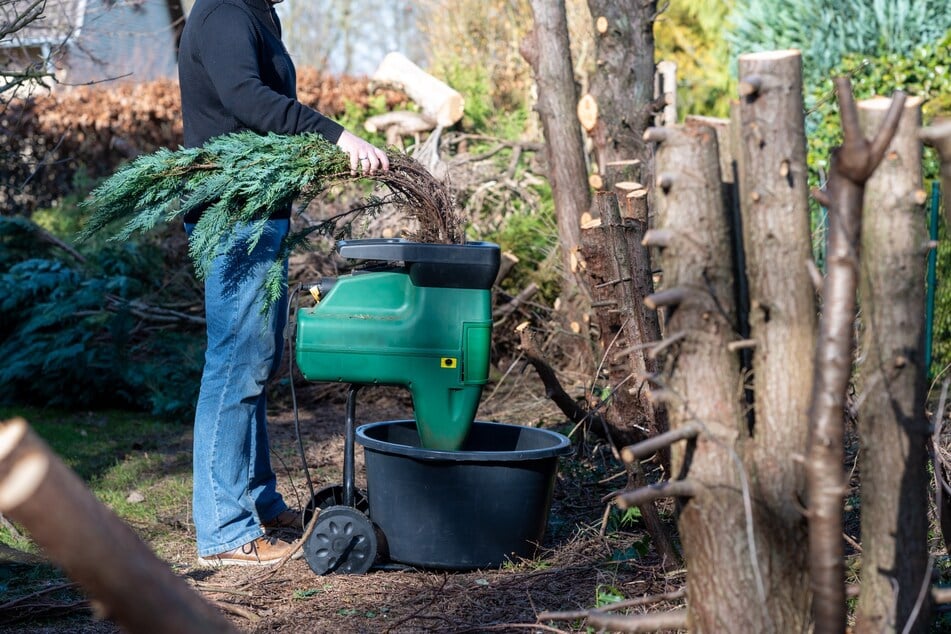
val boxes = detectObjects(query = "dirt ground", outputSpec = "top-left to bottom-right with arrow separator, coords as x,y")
3,375 -> 682,634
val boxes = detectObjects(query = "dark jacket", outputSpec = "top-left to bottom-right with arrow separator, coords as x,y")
178,0 -> 344,221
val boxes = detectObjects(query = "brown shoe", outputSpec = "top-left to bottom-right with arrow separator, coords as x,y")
262,509 -> 302,530
197,535 -> 297,567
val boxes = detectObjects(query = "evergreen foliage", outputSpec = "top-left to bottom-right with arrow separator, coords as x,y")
78,131 -> 349,308
79,131 -> 460,309
0,216 -> 204,416
727,0 -> 951,86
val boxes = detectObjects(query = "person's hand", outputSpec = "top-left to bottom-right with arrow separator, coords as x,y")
335,130 -> 389,175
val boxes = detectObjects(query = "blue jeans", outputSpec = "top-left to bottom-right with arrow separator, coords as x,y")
185,219 -> 290,557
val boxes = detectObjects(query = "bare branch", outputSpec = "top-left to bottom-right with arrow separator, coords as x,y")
644,288 -> 686,310
587,608 -> 688,632
867,92 -> 907,165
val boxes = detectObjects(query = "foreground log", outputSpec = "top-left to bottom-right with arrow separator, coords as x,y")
0,418 -> 235,634
805,80 -> 905,634
372,52 -> 463,128
854,96 -> 930,633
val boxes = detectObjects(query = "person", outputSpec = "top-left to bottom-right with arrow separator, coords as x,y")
177,0 -> 389,567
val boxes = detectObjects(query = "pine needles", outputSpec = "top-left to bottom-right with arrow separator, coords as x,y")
78,131 -> 462,308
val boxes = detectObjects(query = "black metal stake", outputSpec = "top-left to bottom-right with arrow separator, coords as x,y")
344,384 -> 361,508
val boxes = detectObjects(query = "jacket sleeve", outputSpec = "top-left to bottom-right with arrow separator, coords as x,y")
194,4 -> 344,142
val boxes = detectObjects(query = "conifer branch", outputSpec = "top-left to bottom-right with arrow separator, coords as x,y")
78,131 -> 461,308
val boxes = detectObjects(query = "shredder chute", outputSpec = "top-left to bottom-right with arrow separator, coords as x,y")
294,238 -> 501,451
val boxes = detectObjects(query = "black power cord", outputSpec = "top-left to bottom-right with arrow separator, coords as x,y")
285,282 -> 317,514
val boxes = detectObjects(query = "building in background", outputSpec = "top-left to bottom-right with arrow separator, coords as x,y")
1,0 -> 182,94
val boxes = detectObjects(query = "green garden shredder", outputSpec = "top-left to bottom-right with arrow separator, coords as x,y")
293,238 -> 501,572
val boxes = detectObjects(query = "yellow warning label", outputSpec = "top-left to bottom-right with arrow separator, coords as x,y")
441,357 -> 458,369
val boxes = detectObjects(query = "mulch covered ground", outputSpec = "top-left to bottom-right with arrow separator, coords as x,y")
3,378 -> 683,633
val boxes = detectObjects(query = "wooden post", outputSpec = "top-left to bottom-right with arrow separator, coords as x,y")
0,418 -> 235,634
920,119 -> 951,228
854,96 -> 931,634
654,61 -> 678,126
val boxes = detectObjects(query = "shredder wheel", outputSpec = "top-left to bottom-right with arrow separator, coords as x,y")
303,505 -> 377,575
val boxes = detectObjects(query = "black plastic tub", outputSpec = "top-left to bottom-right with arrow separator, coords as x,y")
356,420 -> 572,570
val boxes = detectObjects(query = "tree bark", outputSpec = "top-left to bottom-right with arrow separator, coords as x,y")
0,418 -> 235,634
579,192 -> 666,448
584,0 -> 658,192
521,0 -> 589,274
647,121 -> 756,631
735,50 -> 816,632
736,49 -> 815,525
805,79 -> 905,634
854,96 -> 931,634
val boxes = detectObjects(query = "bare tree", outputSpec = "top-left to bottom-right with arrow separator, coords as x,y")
520,0 -> 589,275
277,0 -> 424,75
1,0 -> 58,105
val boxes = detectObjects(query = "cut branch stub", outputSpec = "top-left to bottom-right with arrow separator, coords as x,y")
644,287 -> 687,310
738,74 -> 763,98
612,479 -> 701,509
642,228 -> 673,248
621,422 -> 701,463
577,93 -> 599,131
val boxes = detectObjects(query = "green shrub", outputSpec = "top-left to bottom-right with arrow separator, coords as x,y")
805,29 -> 951,375
0,213 -> 204,417
728,0 -> 951,86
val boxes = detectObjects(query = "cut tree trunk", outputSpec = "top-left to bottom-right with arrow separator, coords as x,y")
645,120 -> 756,631
804,79 -> 905,634
854,96 -> 931,634
579,192 -> 666,449
735,50 -> 816,632
583,0 -> 658,192
0,418 -> 235,634
521,1 -> 590,275
579,192 -> 678,570
736,49 -> 816,526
